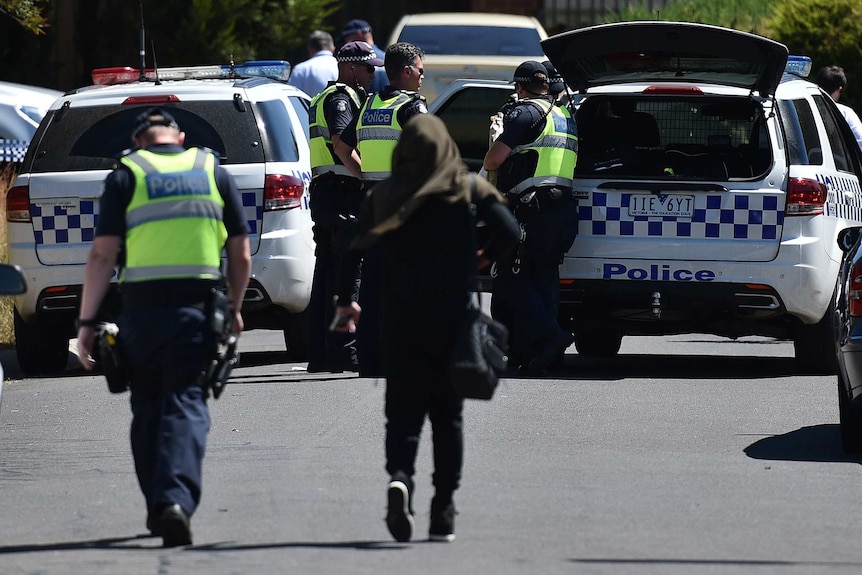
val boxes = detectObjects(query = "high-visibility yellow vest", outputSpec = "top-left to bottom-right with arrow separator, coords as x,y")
503,98 -> 578,195
355,91 -> 421,181
309,83 -> 362,179
119,148 -> 227,283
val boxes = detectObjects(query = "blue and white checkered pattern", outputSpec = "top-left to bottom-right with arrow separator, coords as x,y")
32,192 -> 263,246
580,192 -> 783,240
0,139 -> 30,163
823,174 -> 862,222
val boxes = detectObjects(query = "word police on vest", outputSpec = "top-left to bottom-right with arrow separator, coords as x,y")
146,171 -> 211,198
133,107 -> 180,138
362,109 -> 394,125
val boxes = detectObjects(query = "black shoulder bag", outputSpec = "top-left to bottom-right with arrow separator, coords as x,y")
448,174 -> 510,400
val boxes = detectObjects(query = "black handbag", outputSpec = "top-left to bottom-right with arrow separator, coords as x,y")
449,299 -> 509,400
448,173 -> 509,400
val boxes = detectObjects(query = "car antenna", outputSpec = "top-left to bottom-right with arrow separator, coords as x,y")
138,1 -> 147,82
152,40 -> 161,85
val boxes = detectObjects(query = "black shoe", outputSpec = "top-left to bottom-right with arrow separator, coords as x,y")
146,511 -> 161,537
386,478 -> 414,542
429,497 -> 456,543
527,331 -> 574,372
159,503 -> 192,547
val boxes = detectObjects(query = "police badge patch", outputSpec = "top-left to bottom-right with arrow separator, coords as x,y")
336,100 -> 348,113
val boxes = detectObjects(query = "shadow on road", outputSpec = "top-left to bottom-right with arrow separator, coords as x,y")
0,536 -> 410,554
744,424 -> 861,464
552,353 -> 798,381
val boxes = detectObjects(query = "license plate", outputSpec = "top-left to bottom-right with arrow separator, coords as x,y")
629,194 -> 694,217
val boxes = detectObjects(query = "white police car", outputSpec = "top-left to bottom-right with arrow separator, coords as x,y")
540,21 -> 862,373
6,61 -> 315,375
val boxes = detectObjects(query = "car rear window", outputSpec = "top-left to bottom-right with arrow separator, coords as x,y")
25,101 -> 269,173
397,25 -> 543,57
777,98 -> 823,167
576,95 -> 771,180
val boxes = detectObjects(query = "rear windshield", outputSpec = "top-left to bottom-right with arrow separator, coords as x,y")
575,95 -> 772,180
397,25 -> 543,57
23,99 -> 300,173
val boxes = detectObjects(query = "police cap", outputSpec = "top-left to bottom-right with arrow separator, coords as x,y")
133,108 -> 179,138
543,61 -> 565,95
336,41 -> 384,67
512,60 -> 549,88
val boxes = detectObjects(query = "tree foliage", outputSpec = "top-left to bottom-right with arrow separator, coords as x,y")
767,0 -> 862,109
0,0 -> 47,34
605,0 -> 775,35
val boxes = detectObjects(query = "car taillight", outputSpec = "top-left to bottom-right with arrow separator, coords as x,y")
786,177 -> 827,216
264,174 -> 304,211
849,260 -> 862,316
6,185 -> 31,222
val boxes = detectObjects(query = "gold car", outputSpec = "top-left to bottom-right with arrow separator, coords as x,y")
386,12 -> 548,104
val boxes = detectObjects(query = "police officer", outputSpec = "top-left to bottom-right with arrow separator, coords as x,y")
76,108 -> 251,547
335,41 -> 428,377
307,41 -> 383,373
483,60 -> 579,374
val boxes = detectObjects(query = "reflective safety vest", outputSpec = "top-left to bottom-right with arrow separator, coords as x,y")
119,148 -> 227,283
355,91 -> 420,181
503,98 -> 578,195
309,83 -> 362,179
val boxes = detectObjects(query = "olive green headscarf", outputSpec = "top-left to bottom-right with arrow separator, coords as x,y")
351,114 -> 504,250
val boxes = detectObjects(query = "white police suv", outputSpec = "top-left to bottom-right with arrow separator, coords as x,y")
7,61 -> 315,375
539,21 -> 862,373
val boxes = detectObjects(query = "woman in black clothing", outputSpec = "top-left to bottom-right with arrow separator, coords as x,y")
333,114 -> 520,543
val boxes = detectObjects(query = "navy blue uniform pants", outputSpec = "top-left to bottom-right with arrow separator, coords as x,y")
492,201 -> 579,359
119,304 -> 216,519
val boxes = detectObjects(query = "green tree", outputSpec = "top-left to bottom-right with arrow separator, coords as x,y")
0,0 -> 47,33
606,0 -> 775,35
767,0 -> 862,110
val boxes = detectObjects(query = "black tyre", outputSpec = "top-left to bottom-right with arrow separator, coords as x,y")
838,376 -> 862,454
794,294 -> 839,375
283,309 -> 309,361
574,329 -> 622,357
14,309 -> 70,376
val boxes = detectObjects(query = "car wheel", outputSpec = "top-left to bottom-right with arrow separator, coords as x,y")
574,329 -> 622,357
794,294 -> 839,375
283,309 -> 309,361
13,309 -> 70,375
838,375 -> 862,454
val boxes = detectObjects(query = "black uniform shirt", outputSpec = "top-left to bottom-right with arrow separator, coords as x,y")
338,86 -> 428,149
322,86 -> 362,143
496,98 -> 552,150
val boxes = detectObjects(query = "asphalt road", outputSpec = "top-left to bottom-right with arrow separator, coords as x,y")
1,331 -> 861,574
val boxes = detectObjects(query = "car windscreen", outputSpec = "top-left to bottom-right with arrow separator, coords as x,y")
26,102 -> 266,173
397,25 -> 543,56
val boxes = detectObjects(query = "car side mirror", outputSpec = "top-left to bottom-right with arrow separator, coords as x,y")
838,227 -> 862,253
0,263 -> 27,296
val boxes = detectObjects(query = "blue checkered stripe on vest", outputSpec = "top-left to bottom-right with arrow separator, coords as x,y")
31,191 -> 262,246
580,192 -> 783,240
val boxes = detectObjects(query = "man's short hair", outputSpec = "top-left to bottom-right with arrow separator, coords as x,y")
816,65 -> 847,94
384,42 -> 425,81
307,30 -> 335,52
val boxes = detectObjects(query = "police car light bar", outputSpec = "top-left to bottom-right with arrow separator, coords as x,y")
91,60 -> 292,86
785,55 -> 812,78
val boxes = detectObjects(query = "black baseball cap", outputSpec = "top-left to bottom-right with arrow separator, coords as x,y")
543,61 -> 565,95
339,19 -> 372,42
133,108 -> 179,138
512,60 -> 549,87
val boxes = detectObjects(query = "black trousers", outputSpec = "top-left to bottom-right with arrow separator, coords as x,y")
384,346 -> 464,498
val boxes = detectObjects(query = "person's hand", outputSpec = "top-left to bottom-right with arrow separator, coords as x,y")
231,309 -> 244,334
476,249 -> 491,271
330,301 -> 361,333
76,326 -> 96,371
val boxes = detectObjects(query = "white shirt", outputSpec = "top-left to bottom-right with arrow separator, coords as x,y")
837,101 -> 862,151
288,51 -> 338,98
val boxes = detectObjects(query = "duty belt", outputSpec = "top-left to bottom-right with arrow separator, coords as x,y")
121,290 -> 211,309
